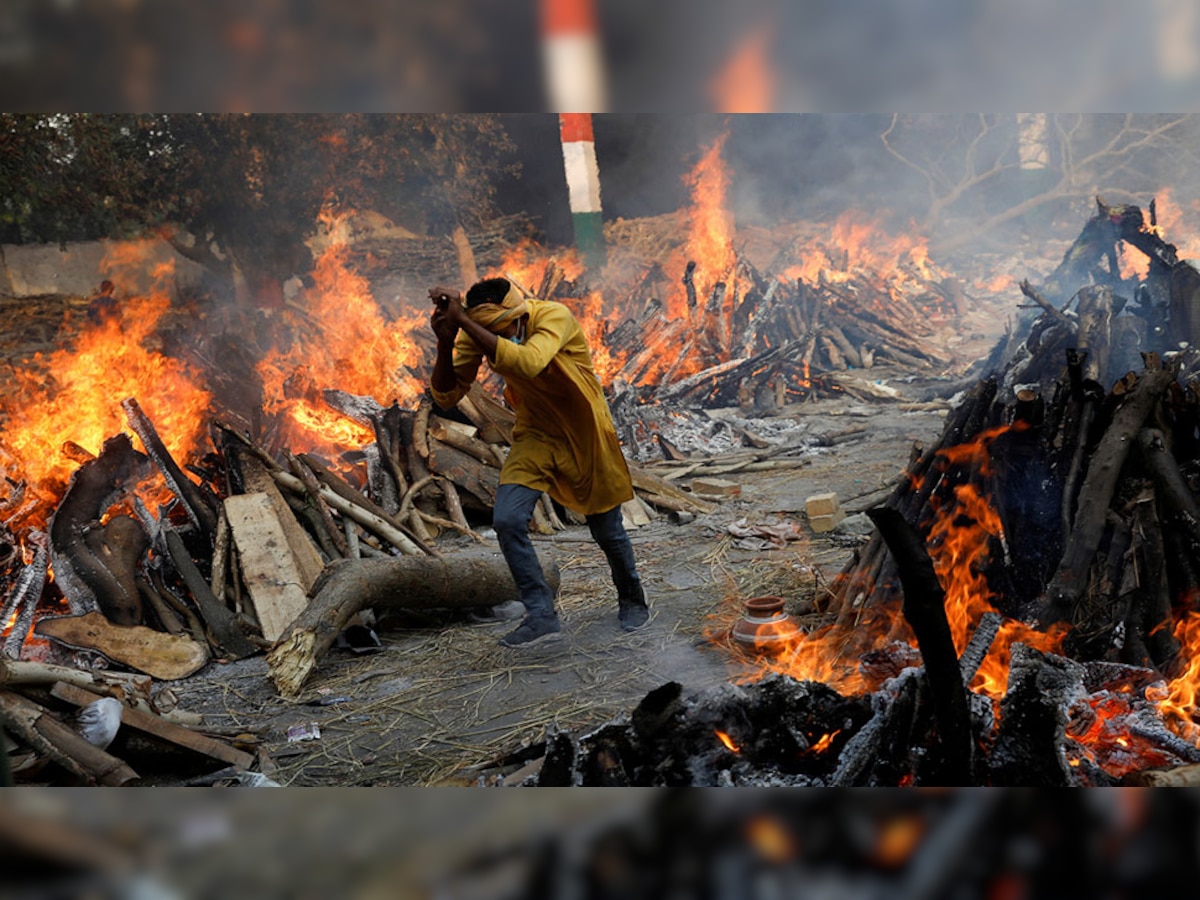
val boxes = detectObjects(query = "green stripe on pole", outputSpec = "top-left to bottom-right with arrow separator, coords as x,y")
571,211 -> 606,271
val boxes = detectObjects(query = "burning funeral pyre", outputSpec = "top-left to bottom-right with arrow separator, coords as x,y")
1,122 -> 1198,786
473,198 -> 1200,788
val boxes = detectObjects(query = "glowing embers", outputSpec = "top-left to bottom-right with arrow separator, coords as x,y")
731,596 -> 803,654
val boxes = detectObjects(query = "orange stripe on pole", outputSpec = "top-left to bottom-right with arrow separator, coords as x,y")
541,0 -> 597,36
559,113 -> 594,143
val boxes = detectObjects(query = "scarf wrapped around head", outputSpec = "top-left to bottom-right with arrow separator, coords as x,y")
466,282 -> 529,332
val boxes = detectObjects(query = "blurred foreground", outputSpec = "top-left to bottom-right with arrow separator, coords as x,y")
1,787 -> 1196,899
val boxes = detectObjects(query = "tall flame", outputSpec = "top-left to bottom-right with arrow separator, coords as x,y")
256,208 -> 428,454
0,242 -> 211,531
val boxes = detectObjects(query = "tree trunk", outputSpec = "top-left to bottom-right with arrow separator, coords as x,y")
267,547 -> 562,699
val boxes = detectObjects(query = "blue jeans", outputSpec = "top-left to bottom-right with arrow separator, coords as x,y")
493,483 -> 642,621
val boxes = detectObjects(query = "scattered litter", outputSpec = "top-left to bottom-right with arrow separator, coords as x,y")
75,697 -> 123,750
726,518 -> 804,550
286,722 -> 322,743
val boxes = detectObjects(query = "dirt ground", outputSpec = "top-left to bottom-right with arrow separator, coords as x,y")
164,386 -> 955,786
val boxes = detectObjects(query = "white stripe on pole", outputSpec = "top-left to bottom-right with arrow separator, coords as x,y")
543,31 -> 607,112
560,139 -> 602,214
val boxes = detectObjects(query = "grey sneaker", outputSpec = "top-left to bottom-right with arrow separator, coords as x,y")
619,600 -> 648,633
499,616 -> 563,648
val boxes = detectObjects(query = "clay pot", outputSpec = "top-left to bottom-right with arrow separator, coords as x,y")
731,596 -> 802,653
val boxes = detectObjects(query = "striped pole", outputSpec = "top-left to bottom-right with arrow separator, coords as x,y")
558,113 -> 605,270
540,0 -> 607,112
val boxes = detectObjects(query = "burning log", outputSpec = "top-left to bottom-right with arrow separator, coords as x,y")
867,507 -> 976,785
1,530 -> 48,657
122,398 -> 217,538
48,434 -> 151,625
267,547 -> 563,699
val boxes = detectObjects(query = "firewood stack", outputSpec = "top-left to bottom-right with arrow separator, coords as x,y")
558,246 -> 963,414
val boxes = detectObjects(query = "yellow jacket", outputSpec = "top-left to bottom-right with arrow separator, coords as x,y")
429,298 -> 634,516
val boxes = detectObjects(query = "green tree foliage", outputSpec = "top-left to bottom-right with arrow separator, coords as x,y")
0,113 -> 518,288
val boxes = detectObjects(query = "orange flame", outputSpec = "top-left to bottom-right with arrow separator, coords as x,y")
923,423 -> 1067,698
873,814 -> 925,868
709,21 -> 776,113
810,730 -> 840,754
715,730 -> 741,753
745,815 -> 796,863
256,207 -> 428,454
1148,609 -> 1200,745
0,243 -> 211,532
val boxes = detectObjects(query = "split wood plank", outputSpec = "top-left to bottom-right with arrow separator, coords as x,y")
34,611 -> 210,681
240,455 -> 325,590
224,492 -> 315,643
49,681 -> 254,769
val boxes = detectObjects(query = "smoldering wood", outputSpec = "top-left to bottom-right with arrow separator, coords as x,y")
1,530 -> 48,657
121,398 -> 217,537
267,547 -> 562,698
49,434 -> 152,624
867,507 -> 975,785
1041,357 -> 1179,626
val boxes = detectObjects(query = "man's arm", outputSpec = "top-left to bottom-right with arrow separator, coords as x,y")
429,287 -> 482,405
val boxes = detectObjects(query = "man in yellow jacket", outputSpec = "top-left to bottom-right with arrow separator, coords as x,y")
429,277 -> 650,647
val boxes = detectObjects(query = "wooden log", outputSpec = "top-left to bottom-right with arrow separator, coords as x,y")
428,417 -> 500,467
286,452 -> 350,558
1,530 -> 48,657
35,610 -> 209,680
867,507 -> 975,786
1074,284 -> 1115,385
210,506 -> 231,604
0,657 -> 151,699
240,454 -> 327,588
267,547 -> 563,698
464,383 -> 515,444
629,466 -> 716,514
426,438 -> 500,507
1019,279 -> 1074,329
164,528 -> 258,660
273,468 -> 426,557
413,395 -> 432,459
122,398 -> 217,537
223,492 -> 321,645
49,434 -> 150,622
138,576 -> 184,635
49,682 -> 254,769
1123,762 -> 1200,786
296,453 -> 436,557
1137,428 -> 1200,549
1041,357 -> 1179,625
0,690 -> 139,785
370,409 -> 409,497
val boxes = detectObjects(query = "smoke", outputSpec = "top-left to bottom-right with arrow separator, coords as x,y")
1,2 -> 1197,111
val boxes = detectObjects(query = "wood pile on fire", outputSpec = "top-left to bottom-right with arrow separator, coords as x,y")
594,210 -> 981,415
0,366 -> 722,783
473,199 -> 1200,788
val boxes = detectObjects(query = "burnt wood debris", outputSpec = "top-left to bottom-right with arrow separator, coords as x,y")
5,198 -> 1200,785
